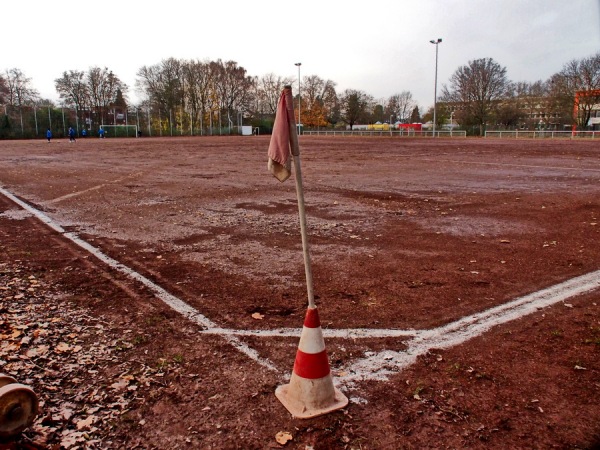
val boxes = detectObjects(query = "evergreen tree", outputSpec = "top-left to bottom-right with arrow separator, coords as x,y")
0,114 -> 11,139
410,106 -> 420,123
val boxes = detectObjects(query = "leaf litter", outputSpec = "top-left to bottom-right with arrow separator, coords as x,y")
0,261 -> 169,448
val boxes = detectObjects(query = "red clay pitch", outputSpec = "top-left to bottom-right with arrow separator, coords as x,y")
0,136 -> 599,448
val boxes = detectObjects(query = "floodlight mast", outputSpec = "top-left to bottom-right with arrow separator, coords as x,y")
295,62 -> 301,134
430,38 -> 442,137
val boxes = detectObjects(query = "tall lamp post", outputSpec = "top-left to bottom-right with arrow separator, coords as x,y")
429,38 -> 442,137
295,62 -> 301,134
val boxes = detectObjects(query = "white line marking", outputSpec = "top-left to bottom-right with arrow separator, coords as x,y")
0,185 -> 279,373
203,327 -> 420,339
339,270 -> 600,385
44,172 -> 144,205
2,185 -> 599,386
419,158 -> 600,173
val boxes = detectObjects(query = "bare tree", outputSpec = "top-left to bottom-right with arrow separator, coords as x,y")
55,70 -> 90,130
182,59 -> 214,134
442,58 -> 510,135
551,52 -> 600,129
301,75 -> 338,128
0,73 -> 8,106
136,58 -> 183,133
339,89 -> 372,130
55,70 -> 88,109
87,67 -> 127,127
4,68 -> 39,135
255,73 -> 293,115
388,91 -> 415,123
210,60 -> 254,132
510,80 -> 554,129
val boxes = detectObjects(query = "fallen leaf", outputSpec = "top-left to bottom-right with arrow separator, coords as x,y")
275,431 -> 293,445
251,312 -> 264,320
55,342 -> 71,353
76,415 -> 96,430
110,378 -> 129,391
58,406 -> 75,421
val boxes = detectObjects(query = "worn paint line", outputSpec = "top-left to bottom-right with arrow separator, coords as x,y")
2,185 -> 599,386
44,172 -> 145,205
418,158 -> 600,173
339,270 -> 600,384
0,185 -> 279,373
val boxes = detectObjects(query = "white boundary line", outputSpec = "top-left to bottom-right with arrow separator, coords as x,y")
339,270 -> 600,384
2,185 -> 599,385
417,158 -> 600,172
44,172 -> 144,205
0,186 -> 279,373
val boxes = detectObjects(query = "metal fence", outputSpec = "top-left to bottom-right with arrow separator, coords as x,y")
303,130 -> 467,137
485,130 -> 599,139
0,105 -> 246,139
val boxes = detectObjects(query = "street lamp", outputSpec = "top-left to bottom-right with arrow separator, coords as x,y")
295,62 -> 301,134
429,38 -> 442,137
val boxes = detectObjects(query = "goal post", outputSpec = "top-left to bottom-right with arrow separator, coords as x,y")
99,125 -> 139,138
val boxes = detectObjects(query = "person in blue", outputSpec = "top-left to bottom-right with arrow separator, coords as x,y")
81,129 -> 87,138
99,127 -> 105,138
46,128 -> 52,142
68,127 -> 76,143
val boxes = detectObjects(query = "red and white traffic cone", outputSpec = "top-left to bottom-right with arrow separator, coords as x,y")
275,306 -> 348,418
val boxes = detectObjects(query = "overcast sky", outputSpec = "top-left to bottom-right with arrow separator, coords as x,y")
4,0 -> 600,110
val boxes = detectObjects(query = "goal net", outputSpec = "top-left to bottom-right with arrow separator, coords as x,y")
100,125 -> 139,138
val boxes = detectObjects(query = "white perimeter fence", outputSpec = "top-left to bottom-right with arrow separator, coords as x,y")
303,130 -> 467,137
485,130 -> 599,139
302,130 -> 599,139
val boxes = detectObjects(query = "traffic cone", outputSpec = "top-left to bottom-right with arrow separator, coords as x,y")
275,306 -> 348,418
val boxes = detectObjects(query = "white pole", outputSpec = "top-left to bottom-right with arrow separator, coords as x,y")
34,105 -> 38,136
295,62 -> 301,135
430,38 -> 442,137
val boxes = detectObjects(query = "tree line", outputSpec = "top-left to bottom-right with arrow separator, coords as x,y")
0,52 -> 598,138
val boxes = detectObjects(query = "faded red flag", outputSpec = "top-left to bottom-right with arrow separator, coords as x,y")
268,91 -> 293,182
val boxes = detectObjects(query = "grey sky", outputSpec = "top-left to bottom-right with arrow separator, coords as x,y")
4,0 -> 600,110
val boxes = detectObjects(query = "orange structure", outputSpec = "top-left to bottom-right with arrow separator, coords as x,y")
572,89 -> 600,132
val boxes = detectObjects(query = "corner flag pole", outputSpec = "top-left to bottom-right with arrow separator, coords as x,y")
283,86 -> 315,309
272,87 -> 348,419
